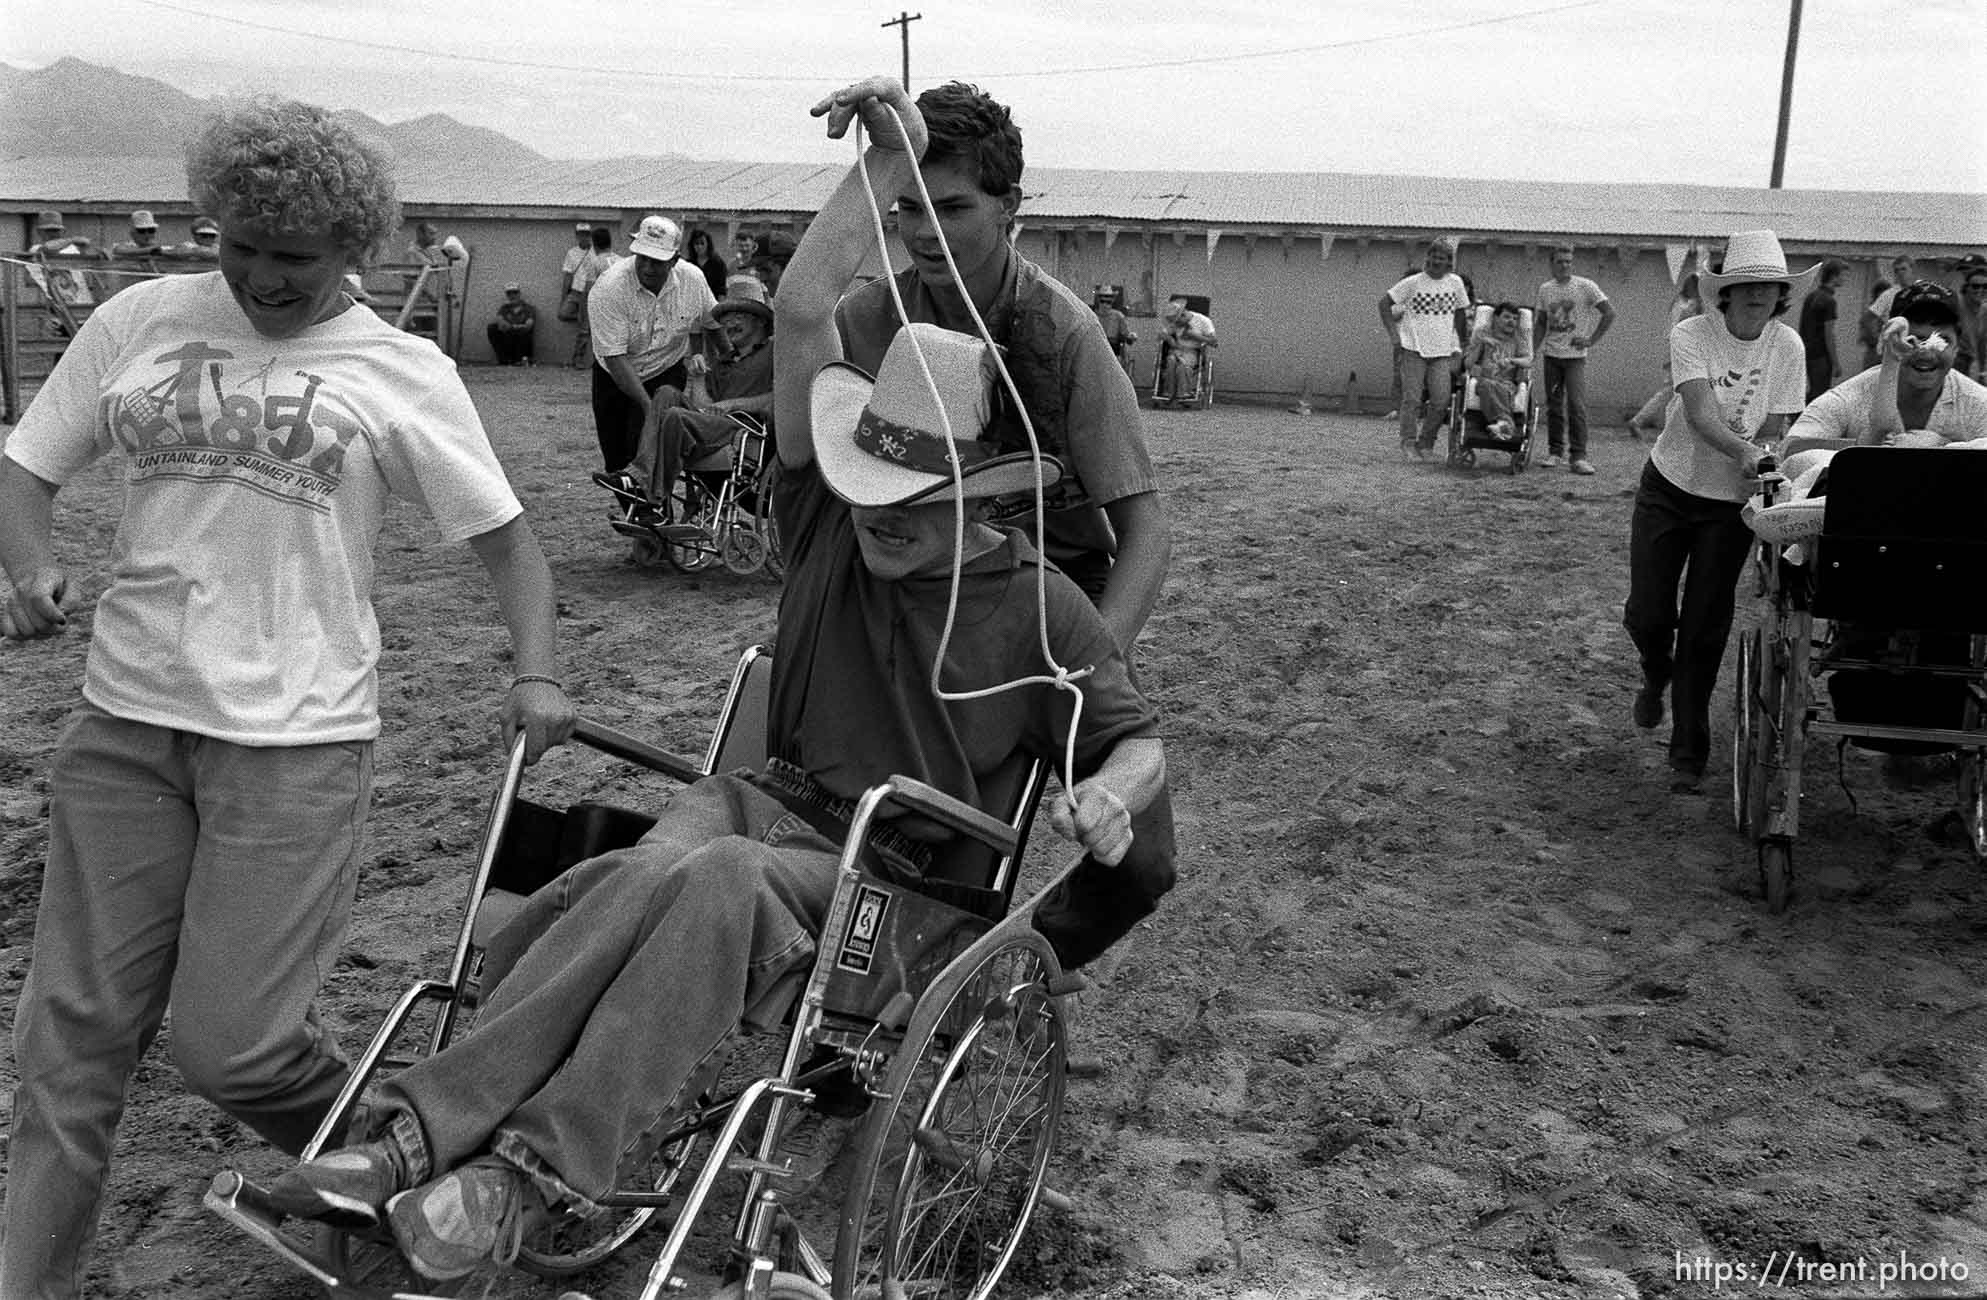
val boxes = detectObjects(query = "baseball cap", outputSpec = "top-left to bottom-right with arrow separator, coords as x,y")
1891,280 -> 1961,327
503,281 -> 521,292
35,210 -> 62,231
191,216 -> 220,235
629,215 -> 682,261
131,209 -> 158,230
574,220 -> 593,232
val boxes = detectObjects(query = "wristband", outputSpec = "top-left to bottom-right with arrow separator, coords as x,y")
509,673 -> 565,691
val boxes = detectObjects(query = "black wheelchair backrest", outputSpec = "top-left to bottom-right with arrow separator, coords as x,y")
1811,447 -> 1987,633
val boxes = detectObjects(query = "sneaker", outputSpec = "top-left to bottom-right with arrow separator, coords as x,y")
1570,458 -> 1596,476
267,1138 -> 411,1230
386,1156 -> 545,1282
1633,683 -> 1665,729
1539,453 -> 1564,468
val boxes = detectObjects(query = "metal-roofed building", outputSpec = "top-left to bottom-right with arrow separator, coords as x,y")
8,156 -> 1981,408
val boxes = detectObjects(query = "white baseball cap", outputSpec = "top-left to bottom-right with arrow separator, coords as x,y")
629,215 -> 682,261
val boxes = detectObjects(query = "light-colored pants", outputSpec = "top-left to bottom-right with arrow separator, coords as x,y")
4,706 -> 370,1299
1397,351 -> 1456,448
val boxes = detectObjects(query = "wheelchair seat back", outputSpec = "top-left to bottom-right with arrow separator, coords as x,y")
1811,447 -> 1987,634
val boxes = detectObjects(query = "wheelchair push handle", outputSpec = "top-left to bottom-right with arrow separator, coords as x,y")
571,717 -> 705,785
879,774 -> 1020,856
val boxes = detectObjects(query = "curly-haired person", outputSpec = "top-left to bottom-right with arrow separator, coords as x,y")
0,96 -> 575,1298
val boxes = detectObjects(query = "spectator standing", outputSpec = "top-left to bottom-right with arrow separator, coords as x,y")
0,95 -> 572,1299
1622,229 -> 1810,791
486,282 -> 537,365
108,210 -> 165,262
686,228 -> 729,300
568,225 -> 617,368
1092,286 -> 1137,377
584,214 -> 716,474
1378,238 -> 1471,459
27,211 -> 100,312
1954,254 -> 1987,382
558,221 -> 592,323
410,220 -> 469,269
1532,244 -> 1615,474
1866,253 -> 1915,324
1797,259 -> 1847,401
1857,279 -> 1892,371
168,215 -> 222,262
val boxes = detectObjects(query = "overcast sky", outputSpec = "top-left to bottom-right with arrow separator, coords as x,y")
5,0 -> 1984,193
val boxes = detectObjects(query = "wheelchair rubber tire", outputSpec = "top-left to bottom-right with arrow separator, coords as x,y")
1962,749 -> 1987,866
833,930 -> 1066,1300
1732,630 -> 1758,837
721,523 -> 769,576
708,1270 -> 832,1300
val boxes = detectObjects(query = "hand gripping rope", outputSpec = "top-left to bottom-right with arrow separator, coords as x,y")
853,109 -> 1096,799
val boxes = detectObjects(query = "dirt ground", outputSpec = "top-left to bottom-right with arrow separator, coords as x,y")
3,367 -> 1985,1299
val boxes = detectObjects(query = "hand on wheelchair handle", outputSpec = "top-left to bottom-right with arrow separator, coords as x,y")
501,680 -> 577,764
1052,785 -> 1133,866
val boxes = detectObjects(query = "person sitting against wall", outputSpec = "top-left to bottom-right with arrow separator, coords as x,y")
485,282 -> 538,366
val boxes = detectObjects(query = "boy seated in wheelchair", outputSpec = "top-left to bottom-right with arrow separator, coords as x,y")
265,78 -> 1169,1282
594,297 -> 778,526
1463,302 -> 1531,440
1156,296 -> 1216,406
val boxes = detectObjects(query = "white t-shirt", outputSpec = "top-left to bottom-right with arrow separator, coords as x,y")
1536,275 -> 1609,359
1788,366 -> 1987,443
1648,310 -> 1806,502
561,244 -> 588,278
586,255 -> 717,378
1387,272 -> 1469,358
4,272 -> 522,745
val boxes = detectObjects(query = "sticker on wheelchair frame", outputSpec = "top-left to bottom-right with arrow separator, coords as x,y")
836,883 -> 893,976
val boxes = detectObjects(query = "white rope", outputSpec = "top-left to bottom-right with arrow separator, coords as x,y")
852,110 -> 1093,793
0,253 -> 199,282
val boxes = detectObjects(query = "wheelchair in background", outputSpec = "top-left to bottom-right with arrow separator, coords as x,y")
1733,444 -> 1987,911
605,412 -> 785,580
1151,294 -> 1215,409
207,645 -> 1079,1299
1446,305 -> 1537,474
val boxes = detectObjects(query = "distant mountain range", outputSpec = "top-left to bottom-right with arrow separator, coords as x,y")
0,57 -> 545,168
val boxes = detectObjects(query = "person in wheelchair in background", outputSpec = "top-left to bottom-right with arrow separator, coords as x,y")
1155,295 -> 1215,407
1464,301 -> 1532,442
265,77 -> 1168,1283
594,296 -> 777,526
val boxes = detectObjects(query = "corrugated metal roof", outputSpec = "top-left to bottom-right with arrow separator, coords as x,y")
5,154 -> 1981,248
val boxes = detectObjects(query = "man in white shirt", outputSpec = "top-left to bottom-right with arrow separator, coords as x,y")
585,215 -> 717,474
1377,238 -> 1471,458
1532,244 -> 1615,475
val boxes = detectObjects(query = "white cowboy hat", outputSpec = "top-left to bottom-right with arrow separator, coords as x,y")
1699,230 -> 1821,303
810,322 -> 1061,508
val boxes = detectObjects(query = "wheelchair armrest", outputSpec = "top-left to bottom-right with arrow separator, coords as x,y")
881,775 -> 1020,856
572,717 -> 704,784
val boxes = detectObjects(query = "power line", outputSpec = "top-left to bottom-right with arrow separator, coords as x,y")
123,0 -> 1604,87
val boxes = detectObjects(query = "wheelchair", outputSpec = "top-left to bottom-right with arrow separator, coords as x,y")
206,644 -> 1080,1299
604,412 -> 785,580
1445,306 -> 1536,474
1732,444 -> 1987,912
1150,294 -> 1214,409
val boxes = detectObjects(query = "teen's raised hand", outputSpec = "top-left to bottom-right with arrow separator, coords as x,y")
810,76 -> 927,158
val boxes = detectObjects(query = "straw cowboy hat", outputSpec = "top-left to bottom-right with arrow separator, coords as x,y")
1700,230 -> 1821,302
810,322 -> 1062,508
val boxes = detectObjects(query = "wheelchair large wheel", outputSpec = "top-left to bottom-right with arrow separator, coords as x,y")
1962,751 -> 1987,865
518,1123 -> 706,1276
833,931 -> 1066,1300
710,1271 -> 831,1300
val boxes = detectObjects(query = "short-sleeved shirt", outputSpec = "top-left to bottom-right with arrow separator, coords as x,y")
770,461 -> 1157,837
712,339 -> 773,403
835,254 -> 1156,573
1787,366 -> 1987,444
561,245 -> 588,278
4,272 -> 522,744
587,255 -> 717,380
1535,275 -> 1609,359
1387,272 -> 1469,358
1647,311 -> 1806,502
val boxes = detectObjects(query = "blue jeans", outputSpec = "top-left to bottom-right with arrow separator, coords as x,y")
1623,462 -> 1753,769
376,774 -> 845,1212
1541,355 -> 1589,458
4,706 -> 371,1299
1396,351 -> 1454,449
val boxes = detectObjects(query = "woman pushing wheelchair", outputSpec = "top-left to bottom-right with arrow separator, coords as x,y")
264,76 -> 1170,1281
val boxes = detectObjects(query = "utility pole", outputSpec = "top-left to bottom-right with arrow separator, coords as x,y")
882,10 -> 922,92
1769,0 -> 1802,188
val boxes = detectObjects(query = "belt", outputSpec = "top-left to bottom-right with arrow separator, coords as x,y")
759,758 -> 935,875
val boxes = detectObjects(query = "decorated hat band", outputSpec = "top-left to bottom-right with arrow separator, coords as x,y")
853,406 -> 999,476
